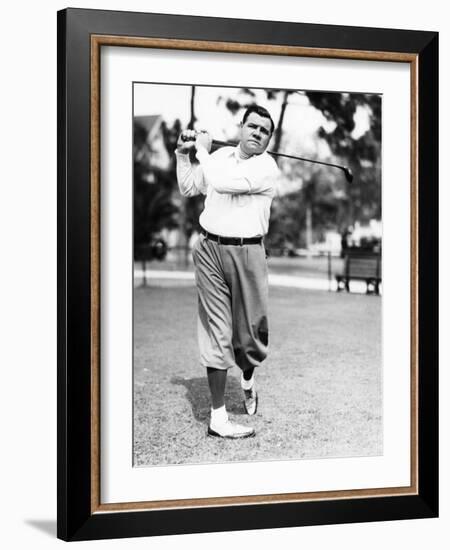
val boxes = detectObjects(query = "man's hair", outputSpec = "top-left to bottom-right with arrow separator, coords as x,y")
242,105 -> 275,135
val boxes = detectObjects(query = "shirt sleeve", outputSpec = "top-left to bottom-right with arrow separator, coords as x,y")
175,150 -> 207,197
196,146 -> 279,196
239,153 -> 280,197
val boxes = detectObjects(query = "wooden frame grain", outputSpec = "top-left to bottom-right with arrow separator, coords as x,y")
58,8 -> 438,541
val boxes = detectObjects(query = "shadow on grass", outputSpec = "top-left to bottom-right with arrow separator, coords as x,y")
171,374 -> 245,423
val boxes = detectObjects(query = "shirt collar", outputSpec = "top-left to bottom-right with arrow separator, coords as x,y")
233,143 -> 258,162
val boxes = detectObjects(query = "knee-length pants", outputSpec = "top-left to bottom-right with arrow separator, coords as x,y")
192,234 -> 269,372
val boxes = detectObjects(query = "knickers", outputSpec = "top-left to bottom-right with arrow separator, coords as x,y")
192,234 -> 269,372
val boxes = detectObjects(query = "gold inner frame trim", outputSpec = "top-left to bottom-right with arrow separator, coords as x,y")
90,34 -> 419,514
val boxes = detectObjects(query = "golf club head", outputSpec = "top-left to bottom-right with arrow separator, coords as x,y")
343,167 -> 354,183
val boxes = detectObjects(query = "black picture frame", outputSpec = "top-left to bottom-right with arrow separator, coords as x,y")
57,7 -> 438,541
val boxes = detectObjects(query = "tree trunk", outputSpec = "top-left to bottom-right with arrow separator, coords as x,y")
272,90 -> 289,153
188,86 -> 196,130
181,86 -> 198,267
305,204 -> 313,257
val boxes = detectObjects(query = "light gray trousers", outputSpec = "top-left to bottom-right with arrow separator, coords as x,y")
192,234 -> 269,372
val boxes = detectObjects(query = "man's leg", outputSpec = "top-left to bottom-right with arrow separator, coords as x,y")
199,299 -> 256,436
241,367 -> 258,416
242,368 -> 255,382
193,236 -> 255,438
224,243 -> 269,415
206,366 -> 255,438
207,367 -> 227,409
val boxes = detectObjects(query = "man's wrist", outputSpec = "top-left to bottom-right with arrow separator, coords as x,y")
175,149 -> 190,157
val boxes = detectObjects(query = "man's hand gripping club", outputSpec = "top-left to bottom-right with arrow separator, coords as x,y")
177,129 -> 212,154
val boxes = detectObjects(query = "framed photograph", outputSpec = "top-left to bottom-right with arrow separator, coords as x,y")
57,8 -> 438,541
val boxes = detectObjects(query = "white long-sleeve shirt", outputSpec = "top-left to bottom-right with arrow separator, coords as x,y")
175,145 -> 280,237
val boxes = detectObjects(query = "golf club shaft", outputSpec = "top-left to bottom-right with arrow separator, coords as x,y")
211,139 -> 353,182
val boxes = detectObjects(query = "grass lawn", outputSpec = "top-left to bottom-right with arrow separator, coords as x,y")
133,283 -> 382,466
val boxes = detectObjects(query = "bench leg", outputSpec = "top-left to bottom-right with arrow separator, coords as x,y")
336,277 -> 345,292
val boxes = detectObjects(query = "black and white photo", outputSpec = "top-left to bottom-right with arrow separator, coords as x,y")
133,83 -> 383,466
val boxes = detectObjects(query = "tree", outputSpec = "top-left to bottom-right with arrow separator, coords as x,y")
272,90 -> 294,153
305,91 -> 382,226
133,119 -> 181,255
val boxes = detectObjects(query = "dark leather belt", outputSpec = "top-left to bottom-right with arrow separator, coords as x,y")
201,228 -> 263,246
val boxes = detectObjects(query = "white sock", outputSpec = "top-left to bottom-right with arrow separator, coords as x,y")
241,372 -> 255,391
210,405 -> 228,426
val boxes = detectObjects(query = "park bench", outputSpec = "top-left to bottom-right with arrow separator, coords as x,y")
335,249 -> 382,295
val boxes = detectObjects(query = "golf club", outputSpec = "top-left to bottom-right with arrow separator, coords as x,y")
180,133 -> 353,183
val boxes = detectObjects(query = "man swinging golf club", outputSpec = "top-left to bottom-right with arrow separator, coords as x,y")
175,105 -> 280,439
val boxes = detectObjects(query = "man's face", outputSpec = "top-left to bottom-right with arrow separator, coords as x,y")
239,112 -> 272,156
